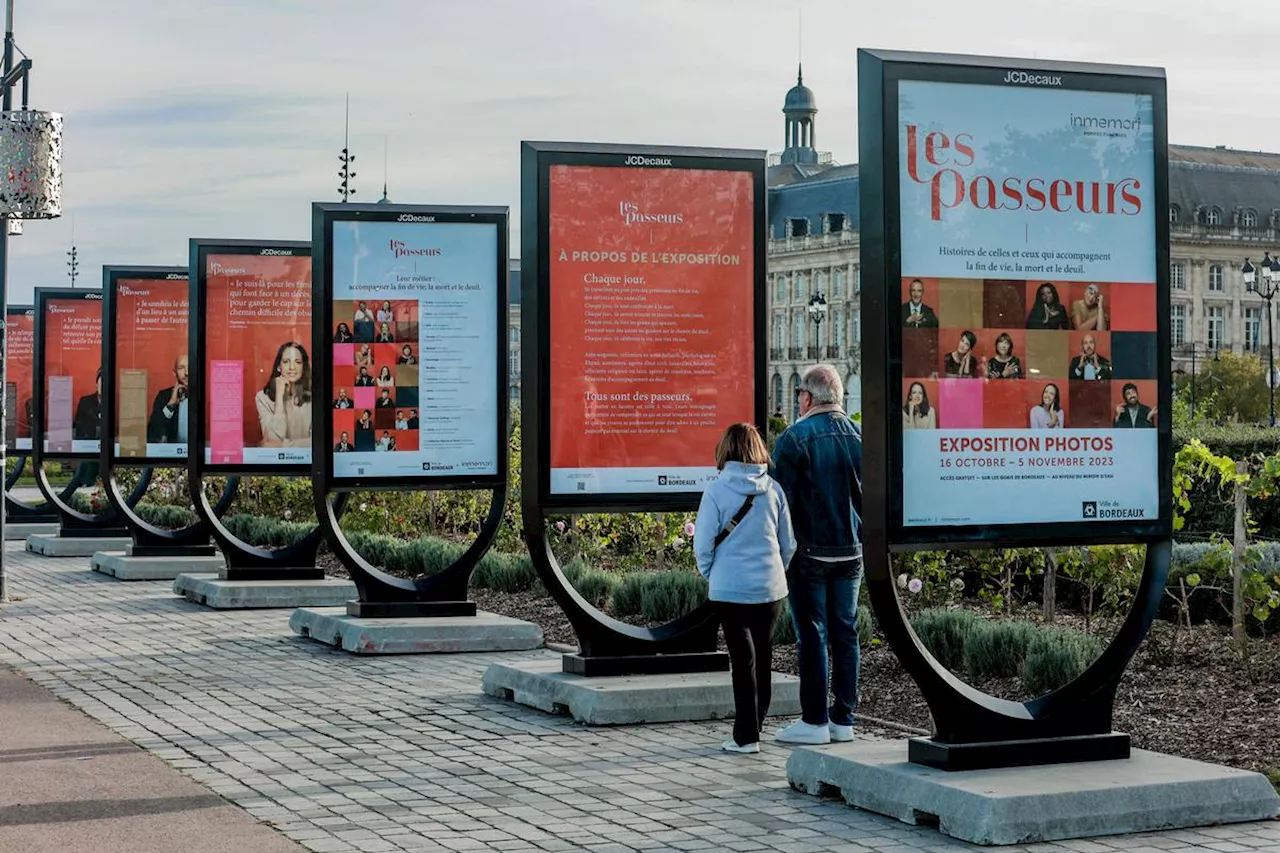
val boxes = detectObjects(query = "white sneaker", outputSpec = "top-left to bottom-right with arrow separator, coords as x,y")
828,722 -> 854,742
774,720 -> 831,745
723,738 -> 760,754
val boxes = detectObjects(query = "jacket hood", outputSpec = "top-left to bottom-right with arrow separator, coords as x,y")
717,461 -> 771,495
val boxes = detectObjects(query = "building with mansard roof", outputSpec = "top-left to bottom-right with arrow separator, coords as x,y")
766,66 -> 862,421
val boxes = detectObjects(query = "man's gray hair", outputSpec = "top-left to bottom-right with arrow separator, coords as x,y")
800,364 -> 843,406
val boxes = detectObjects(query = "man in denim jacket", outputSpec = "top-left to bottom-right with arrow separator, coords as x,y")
771,364 -> 863,745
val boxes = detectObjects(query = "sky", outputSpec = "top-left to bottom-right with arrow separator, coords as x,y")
4,0 -> 1277,301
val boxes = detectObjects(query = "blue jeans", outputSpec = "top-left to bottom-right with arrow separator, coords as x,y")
787,553 -> 862,726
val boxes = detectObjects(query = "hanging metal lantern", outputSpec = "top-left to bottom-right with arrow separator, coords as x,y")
0,110 -> 61,219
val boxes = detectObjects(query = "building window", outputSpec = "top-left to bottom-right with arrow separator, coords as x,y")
772,375 -> 783,415
825,213 -> 846,233
1171,304 -> 1186,348
815,271 -> 826,298
834,308 -> 845,348
1207,305 -> 1225,350
1209,264 -> 1224,292
793,312 -> 805,348
794,273 -> 806,301
775,274 -> 787,302
1171,262 -> 1186,290
1169,205 -> 1179,224
773,314 -> 784,349
833,269 -> 845,298
1207,207 -> 1222,226
1243,208 -> 1259,228
509,353 -> 520,376
1245,307 -> 1261,353
855,268 -> 861,295
851,311 -> 861,343
789,217 -> 810,237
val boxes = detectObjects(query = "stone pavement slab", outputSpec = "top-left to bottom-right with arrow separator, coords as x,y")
291,607 -> 544,654
0,543 -> 1278,853
0,664 -> 304,853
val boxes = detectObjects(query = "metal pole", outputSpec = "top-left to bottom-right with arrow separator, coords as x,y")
1270,293 -> 1276,428
1190,345 -> 1196,417
0,0 -> 15,603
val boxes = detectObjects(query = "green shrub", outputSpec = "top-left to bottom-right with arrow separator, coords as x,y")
608,571 -> 707,622
471,552 -> 539,593
963,619 -> 1039,679
858,604 -> 875,647
221,513 -> 311,548
639,572 -> 707,622
134,503 -> 200,530
1020,627 -> 1103,696
910,608 -> 979,671
610,575 -> 646,617
1266,767 -> 1280,794
571,568 -> 618,610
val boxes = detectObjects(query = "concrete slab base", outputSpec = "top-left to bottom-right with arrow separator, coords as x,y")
481,657 -> 800,725
5,522 -> 56,540
90,552 -> 226,581
173,573 -> 357,609
785,740 -> 1280,846
290,607 -> 544,655
26,533 -> 131,557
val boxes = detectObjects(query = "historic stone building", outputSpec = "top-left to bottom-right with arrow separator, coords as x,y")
1168,145 -> 1280,375
766,67 -> 862,421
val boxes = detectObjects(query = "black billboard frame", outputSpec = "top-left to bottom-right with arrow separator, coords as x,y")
5,303 -> 58,522
101,265 -> 235,557
32,287 -> 145,536
858,48 -> 1172,770
310,202 -> 510,616
520,140 -> 768,676
186,239 -> 336,580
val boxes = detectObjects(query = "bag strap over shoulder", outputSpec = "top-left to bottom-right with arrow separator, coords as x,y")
713,494 -> 756,548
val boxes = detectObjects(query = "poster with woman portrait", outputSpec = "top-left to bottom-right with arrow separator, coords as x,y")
202,248 -> 313,466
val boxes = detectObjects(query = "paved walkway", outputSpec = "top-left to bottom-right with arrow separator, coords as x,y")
1,543 -> 1277,853
0,665 -> 304,853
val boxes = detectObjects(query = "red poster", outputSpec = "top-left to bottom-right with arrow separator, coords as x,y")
6,307 -> 34,450
41,295 -> 103,454
114,277 -> 190,459
203,254 -> 312,465
548,164 -> 755,495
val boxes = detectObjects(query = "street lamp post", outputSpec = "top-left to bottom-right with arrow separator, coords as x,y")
807,291 -> 827,361
1243,255 -> 1279,427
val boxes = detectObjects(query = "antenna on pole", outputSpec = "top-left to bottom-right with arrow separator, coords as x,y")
381,135 -> 388,203
66,213 -> 77,287
337,92 -> 356,201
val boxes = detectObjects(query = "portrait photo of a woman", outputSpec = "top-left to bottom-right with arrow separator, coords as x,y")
376,366 -> 394,388
985,333 -> 1021,379
902,382 -> 936,430
1026,283 -> 1070,331
397,344 -> 416,365
1029,383 -> 1064,429
376,300 -> 394,325
332,322 -> 353,343
254,341 -> 312,448
944,331 -> 978,378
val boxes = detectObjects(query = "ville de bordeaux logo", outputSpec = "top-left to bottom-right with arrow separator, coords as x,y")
1082,501 -> 1098,519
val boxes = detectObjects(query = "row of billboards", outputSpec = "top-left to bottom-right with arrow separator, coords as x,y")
2,50 -> 1172,546
10,208 -> 509,491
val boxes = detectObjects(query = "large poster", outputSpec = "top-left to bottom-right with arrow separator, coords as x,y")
548,164 -> 755,495
6,306 -> 34,451
329,219 -> 500,479
896,80 -> 1159,527
113,275 -> 189,460
203,252 -> 312,466
41,293 -> 103,455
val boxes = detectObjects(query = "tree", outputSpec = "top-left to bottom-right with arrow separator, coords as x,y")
1196,352 -> 1268,424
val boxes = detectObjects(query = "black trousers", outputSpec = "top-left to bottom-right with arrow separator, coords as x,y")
717,600 -> 783,746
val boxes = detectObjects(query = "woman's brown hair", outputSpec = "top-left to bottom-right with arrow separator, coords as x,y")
714,422 -> 769,470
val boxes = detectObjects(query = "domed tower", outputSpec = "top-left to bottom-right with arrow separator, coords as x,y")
781,63 -> 818,166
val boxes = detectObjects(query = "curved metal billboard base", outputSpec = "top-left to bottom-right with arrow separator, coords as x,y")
105,472 -> 237,557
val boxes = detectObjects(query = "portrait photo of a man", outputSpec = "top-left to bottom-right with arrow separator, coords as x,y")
901,279 -> 939,328
146,354 -> 189,444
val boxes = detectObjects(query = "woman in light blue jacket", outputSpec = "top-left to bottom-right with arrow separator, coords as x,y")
693,422 -> 796,753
